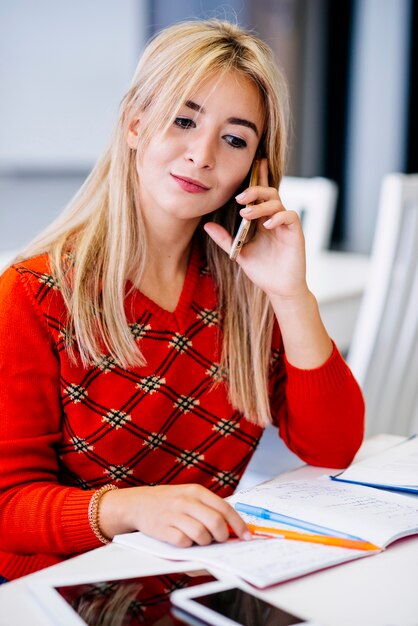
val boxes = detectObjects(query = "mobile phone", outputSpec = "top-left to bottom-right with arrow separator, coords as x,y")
171,580 -> 319,626
229,159 -> 260,261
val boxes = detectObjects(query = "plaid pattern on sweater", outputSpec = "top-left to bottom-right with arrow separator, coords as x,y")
0,247 -> 364,580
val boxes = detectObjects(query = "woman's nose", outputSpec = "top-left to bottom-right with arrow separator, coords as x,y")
185,132 -> 216,169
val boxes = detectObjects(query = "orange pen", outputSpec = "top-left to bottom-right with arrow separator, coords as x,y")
228,524 -> 381,551
246,524 -> 381,551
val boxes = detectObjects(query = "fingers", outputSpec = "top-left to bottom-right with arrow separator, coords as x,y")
240,198 -> 283,220
262,209 -> 301,230
235,181 -> 286,226
237,186 -> 301,231
168,510 -> 229,547
258,157 -> 269,187
236,157 -> 275,206
221,503 -> 252,542
193,489 -> 251,542
155,524 -> 194,548
180,485 -> 251,545
235,185 -> 280,208
168,513 -> 214,547
134,483 -> 251,548
203,222 -> 233,255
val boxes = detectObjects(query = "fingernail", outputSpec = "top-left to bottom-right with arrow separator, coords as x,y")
263,218 -> 272,228
240,207 -> 252,215
235,192 -> 246,201
243,531 -> 253,541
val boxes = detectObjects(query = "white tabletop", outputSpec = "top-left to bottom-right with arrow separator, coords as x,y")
1,434 -> 417,626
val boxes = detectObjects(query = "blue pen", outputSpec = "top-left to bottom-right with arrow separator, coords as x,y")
235,502 -> 363,541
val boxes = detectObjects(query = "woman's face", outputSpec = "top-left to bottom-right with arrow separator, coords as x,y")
128,71 -> 264,227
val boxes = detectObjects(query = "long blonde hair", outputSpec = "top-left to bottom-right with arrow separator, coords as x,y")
19,19 -> 289,426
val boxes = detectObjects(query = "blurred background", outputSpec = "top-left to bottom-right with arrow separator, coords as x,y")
0,0 -> 416,255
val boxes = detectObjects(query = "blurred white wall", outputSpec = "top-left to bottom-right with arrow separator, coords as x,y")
0,0 -> 148,253
0,0 -> 146,170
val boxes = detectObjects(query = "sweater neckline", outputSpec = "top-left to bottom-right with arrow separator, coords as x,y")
126,242 -> 202,330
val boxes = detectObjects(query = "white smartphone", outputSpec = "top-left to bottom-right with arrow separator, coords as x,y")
171,580 -> 320,626
229,159 -> 260,261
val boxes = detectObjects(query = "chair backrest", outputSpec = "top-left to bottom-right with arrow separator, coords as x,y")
279,176 -> 338,255
347,173 -> 418,436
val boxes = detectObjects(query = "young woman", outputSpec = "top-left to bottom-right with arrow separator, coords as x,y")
0,19 -> 364,581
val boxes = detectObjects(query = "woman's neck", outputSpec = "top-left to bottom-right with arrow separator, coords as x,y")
133,219 -> 198,312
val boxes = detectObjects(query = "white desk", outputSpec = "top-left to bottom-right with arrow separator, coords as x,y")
1,435 -> 417,626
307,250 -> 370,354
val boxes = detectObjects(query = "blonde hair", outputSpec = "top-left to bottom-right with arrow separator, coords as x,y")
19,19 -> 289,426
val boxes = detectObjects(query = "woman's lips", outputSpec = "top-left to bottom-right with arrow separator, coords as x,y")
171,174 -> 210,193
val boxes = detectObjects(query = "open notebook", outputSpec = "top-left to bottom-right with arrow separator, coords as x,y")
114,475 -> 418,588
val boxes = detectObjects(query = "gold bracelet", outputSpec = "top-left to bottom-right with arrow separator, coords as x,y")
88,484 -> 118,544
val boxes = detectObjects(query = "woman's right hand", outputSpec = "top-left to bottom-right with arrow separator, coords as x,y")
99,483 -> 251,547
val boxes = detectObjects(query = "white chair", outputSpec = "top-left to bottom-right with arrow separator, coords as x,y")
347,173 -> 418,436
280,176 -> 338,255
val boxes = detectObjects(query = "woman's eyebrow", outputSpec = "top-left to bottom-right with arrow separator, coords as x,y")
185,100 -> 260,137
227,117 -> 259,137
185,100 -> 202,113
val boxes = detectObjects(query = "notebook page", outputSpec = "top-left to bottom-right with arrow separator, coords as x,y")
228,477 -> 418,547
114,531 -> 371,588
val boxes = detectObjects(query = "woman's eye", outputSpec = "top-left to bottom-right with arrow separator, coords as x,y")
225,135 -> 247,149
174,116 -> 196,129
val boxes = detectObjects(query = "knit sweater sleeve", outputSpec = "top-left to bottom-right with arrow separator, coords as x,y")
0,266 -> 99,555
270,329 -> 365,469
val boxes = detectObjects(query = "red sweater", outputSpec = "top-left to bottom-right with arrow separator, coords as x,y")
0,250 -> 364,580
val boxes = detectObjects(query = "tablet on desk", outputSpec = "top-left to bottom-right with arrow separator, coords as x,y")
29,568 -> 218,626
171,580 -> 321,626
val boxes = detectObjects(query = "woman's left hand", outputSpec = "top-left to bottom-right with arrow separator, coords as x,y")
204,159 -> 308,299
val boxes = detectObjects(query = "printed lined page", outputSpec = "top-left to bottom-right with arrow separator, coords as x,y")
227,477 -> 418,547
114,530 -> 371,588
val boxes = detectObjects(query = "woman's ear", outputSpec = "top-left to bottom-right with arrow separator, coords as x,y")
126,117 -> 140,149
